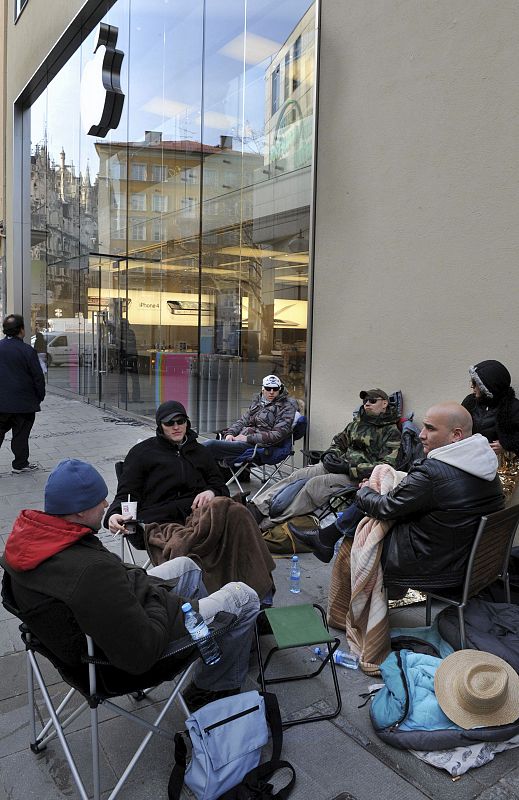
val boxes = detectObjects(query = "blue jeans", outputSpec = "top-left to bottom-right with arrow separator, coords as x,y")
202,439 -> 251,461
148,558 -> 260,690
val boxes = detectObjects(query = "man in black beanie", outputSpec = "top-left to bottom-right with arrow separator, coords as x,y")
104,401 -> 276,610
105,400 -> 230,529
1,458 -> 260,711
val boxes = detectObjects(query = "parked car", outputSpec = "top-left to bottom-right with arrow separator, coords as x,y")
31,331 -> 92,366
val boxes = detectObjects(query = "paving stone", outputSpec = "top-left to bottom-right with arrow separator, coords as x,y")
476,785 -> 519,800
501,767 -> 519,796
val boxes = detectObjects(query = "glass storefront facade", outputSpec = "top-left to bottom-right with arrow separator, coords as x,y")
29,0 -> 317,431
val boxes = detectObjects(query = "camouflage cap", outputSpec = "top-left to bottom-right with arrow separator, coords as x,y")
359,388 -> 389,401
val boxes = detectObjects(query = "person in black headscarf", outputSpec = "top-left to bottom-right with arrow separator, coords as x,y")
462,360 -> 519,457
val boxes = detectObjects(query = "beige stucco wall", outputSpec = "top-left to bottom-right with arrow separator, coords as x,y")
310,0 -> 519,446
7,0 -> 83,97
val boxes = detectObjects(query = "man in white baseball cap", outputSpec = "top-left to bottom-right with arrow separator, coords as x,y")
203,374 -> 298,462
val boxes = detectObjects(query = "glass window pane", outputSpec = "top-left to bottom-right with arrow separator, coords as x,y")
29,0 -> 316,425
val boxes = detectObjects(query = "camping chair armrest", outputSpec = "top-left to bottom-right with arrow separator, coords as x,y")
229,443 -> 261,464
81,611 -> 238,666
302,448 -> 323,465
328,485 -> 358,512
160,610 -> 238,659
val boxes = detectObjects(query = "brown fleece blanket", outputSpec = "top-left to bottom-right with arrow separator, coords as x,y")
145,496 -> 276,598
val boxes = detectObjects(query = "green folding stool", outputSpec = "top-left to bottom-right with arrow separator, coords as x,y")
255,603 -> 342,727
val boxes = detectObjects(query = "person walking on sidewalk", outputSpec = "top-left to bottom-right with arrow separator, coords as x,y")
33,327 -> 48,375
0,314 -> 45,473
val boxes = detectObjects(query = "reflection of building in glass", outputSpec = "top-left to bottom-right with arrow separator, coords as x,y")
19,0 -> 317,423
92,131 -> 310,370
254,6 -> 315,374
95,133 -> 261,255
265,6 -> 315,173
30,144 -> 98,324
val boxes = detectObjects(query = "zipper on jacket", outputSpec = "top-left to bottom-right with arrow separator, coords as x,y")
384,651 -> 410,733
389,652 -> 410,730
204,703 -> 260,734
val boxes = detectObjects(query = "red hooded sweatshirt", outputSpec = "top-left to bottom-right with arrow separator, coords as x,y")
4,509 -> 91,571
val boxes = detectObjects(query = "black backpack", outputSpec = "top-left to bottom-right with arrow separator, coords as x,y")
395,418 -> 424,472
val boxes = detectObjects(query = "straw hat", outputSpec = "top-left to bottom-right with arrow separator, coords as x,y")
434,650 -> 519,729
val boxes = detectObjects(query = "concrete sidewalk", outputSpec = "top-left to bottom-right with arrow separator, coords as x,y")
1,393 -> 519,800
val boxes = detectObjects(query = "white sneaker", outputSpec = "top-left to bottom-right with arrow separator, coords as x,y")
12,464 -> 39,474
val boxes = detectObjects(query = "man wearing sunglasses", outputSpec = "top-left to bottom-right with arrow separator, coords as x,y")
248,388 -> 401,529
105,400 -> 230,530
104,401 -> 275,607
202,374 -> 298,462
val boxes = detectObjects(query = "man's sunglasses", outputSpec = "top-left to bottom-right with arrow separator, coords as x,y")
162,416 -> 188,426
264,386 -> 280,391
363,397 -> 382,405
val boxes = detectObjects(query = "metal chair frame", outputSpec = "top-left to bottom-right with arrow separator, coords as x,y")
419,504 -> 519,648
254,603 -> 342,728
24,628 -> 196,800
223,416 -> 307,502
114,460 -> 151,568
2,580 -> 236,800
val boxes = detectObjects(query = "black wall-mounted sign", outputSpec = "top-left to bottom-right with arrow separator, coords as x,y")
86,23 -> 125,138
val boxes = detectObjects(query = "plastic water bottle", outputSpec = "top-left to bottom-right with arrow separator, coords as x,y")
314,646 -> 359,670
182,602 -> 221,665
289,555 -> 301,593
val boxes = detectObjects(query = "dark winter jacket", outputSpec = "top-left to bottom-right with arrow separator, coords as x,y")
357,434 -> 504,590
104,427 -> 229,526
225,388 -> 298,446
323,406 -> 402,480
462,393 -> 519,456
0,335 -> 45,413
462,359 -> 519,455
1,510 -> 192,674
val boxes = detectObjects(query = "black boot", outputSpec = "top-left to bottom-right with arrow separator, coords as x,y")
287,522 -> 335,563
182,682 -> 241,713
247,502 -> 265,525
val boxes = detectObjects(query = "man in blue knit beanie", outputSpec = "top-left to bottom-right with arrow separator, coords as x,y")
1,459 -> 260,712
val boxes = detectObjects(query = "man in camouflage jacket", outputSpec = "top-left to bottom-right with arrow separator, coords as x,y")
203,374 -> 298,461
249,388 -> 401,529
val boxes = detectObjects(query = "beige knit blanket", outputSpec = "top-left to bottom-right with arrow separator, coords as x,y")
327,464 -> 406,675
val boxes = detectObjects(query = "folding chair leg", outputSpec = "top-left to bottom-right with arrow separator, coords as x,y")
425,595 -> 432,626
254,623 -> 266,694
108,662 -> 195,800
458,607 -> 466,649
27,650 -> 90,800
91,705 -> 101,800
26,652 -> 37,749
37,690 -> 88,749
